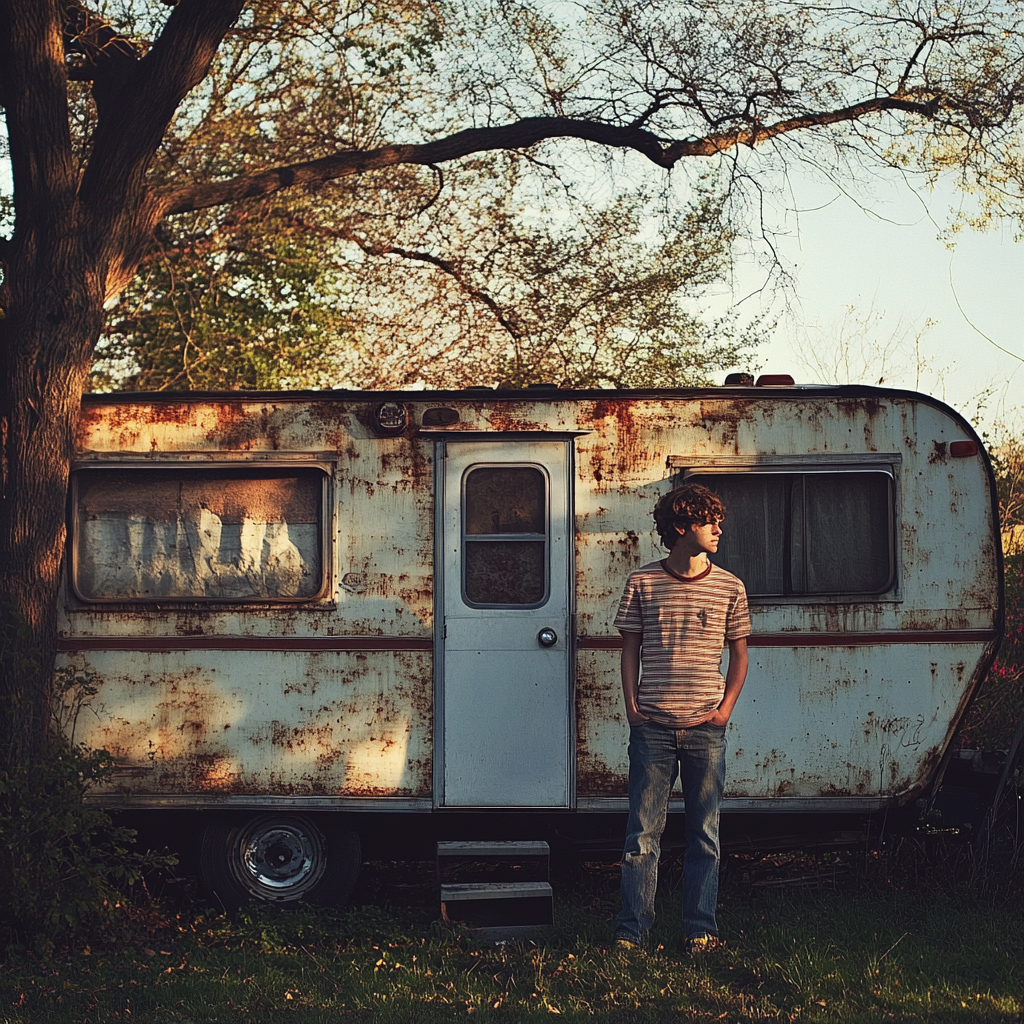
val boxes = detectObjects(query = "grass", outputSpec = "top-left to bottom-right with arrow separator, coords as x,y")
0,846 -> 1022,1023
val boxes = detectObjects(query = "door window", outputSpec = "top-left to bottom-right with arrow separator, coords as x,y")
462,465 -> 548,607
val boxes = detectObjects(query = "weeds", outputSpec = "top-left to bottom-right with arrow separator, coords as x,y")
0,849 -> 1021,1023
0,667 -> 174,956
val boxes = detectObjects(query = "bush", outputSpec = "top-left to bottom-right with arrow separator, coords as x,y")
960,554 -> 1024,750
0,665 -> 174,956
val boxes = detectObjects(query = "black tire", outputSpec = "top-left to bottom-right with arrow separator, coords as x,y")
199,813 -> 360,909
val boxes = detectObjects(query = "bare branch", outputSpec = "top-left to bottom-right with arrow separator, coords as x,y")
365,243 -> 525,344
160,94 -> 945,216
286,215 -> 526,342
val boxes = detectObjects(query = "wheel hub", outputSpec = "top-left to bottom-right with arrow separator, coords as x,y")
234,817 -> 328,898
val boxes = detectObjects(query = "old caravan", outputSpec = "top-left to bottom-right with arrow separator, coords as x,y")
59,383 -> 1002,904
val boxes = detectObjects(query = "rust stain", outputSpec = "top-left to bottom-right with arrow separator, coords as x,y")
103,401 -> 193,427
575,654 -> 628,797
481,401 -> 547,433
696,399 -> 758,450
306,400 -> 353,425
845,396 -> 884,420
576,761 -> 628,797
962,571 -> 999,615
396,579 -> 433,626
182,753 -> 244,793
576,530 -> 642,624
73,651 -> 433,799
69,390 -> 1000,814
80,401 -> 195,452
380,443 -> 431,484
586,399 -> 654,485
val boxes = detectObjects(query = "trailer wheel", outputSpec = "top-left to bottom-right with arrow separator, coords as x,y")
199,813 -> 360,909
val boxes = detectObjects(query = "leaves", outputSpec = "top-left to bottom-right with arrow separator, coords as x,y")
96,158 -> 764,390
0,733 -> 173,955
959,430 -> 1024,749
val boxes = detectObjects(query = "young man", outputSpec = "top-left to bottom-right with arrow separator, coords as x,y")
613,483 -> 750,956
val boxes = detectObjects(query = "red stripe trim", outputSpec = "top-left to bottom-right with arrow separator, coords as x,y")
750,630 -> 997,647
58,629 -> 998,654
579,630 -> 996,649
57,636 -> 433,653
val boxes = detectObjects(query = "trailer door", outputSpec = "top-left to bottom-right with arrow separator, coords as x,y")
437,439 -> 573,808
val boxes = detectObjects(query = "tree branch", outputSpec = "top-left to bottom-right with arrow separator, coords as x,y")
60,0 -> 141,87
363,242 -> 525,344
274,214 -> 526,342
79,0 -> 245,206
660,94 -> 942,159
159,95 -> 946,216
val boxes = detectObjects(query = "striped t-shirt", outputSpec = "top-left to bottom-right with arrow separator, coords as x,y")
614,560 -> 751,728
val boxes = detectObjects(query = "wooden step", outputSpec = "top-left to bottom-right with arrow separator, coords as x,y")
439,881 -> 553,941
436,840 -> 550,884
436,842 -> 553,940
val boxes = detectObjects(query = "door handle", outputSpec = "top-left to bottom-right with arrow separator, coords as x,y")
537,628 -> 558,648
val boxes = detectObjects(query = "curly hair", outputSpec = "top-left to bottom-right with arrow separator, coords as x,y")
653,483 -> 726,550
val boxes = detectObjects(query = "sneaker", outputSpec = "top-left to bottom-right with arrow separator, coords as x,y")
684,934 -> 723,958
613,935 -> 641,951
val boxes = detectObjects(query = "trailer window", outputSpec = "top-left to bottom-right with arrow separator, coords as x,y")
687,470 -> 894,597
462,465 -> 548,606
73,466 -> 327,602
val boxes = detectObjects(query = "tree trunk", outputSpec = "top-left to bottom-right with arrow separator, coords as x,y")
0,230 -> 103,768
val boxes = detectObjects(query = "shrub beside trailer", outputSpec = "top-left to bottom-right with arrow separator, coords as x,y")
57,383 -> 1003,905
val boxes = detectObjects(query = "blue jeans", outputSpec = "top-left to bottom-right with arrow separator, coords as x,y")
615,720 -> 727,942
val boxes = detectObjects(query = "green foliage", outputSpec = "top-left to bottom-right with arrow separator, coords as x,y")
92,201 -> 355,391
0,668 -> 175,956
991,434 -> 1024,537
962,553 -> 1024,750
95,167 -> 764,391
961,429 -> 1024,751
0,741 -> 137,955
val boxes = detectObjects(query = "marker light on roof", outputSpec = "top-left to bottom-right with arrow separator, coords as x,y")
950,440 -> 979,458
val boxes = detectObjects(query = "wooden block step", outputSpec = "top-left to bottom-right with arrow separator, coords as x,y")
437,841 -> 550,856
436,840 -> 550,884
440,881 -> 553,940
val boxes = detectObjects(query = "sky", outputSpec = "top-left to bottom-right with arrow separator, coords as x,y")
716,167 -> 1024,436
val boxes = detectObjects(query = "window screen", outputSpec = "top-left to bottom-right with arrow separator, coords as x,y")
74,466 -> 327,601
687,470 -> 894,597
462,465 -> 548,606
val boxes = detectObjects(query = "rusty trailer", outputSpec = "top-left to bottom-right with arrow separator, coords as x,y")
57,383 -> 1003,904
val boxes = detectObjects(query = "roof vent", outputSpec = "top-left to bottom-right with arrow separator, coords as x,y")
755,374 -> 796,387
423,407 -> 460,427
723,372 -> 755,386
